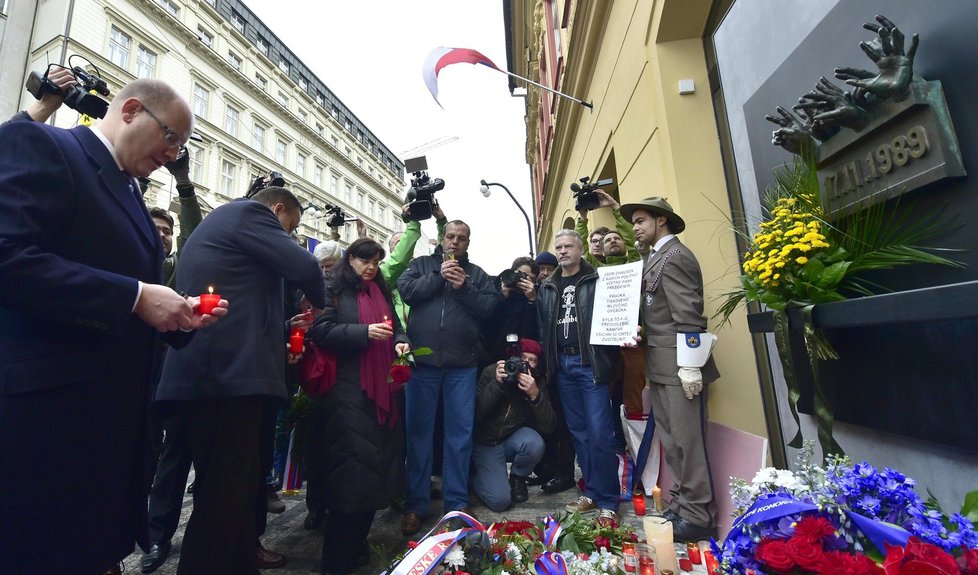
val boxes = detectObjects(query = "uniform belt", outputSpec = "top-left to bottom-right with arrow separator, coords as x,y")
561,346 -> 580,356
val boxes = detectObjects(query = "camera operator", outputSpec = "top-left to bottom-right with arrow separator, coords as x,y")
574,189 -> 641,268
471,338 -> 555,512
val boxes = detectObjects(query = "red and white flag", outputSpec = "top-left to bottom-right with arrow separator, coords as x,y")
423,47 -> 500,107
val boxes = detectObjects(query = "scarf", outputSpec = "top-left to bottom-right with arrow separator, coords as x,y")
358,280 -> 398,427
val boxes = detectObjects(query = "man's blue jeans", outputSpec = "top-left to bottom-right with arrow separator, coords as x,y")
404,366 -> 477,515
471,426 -> 545,512
556,352 -> 619,511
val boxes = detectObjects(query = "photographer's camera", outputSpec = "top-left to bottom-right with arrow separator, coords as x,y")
502,333 -> 529,386
499,269 -> 529,289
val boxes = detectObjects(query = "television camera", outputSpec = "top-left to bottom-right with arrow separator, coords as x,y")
403,156 -> 444,222
244,171 -> 286,199
27,58 -> 111,120
570,176 -> 614,212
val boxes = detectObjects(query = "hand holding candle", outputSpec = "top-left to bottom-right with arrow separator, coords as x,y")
383,315 -> 393,329
198,286 -> 221,315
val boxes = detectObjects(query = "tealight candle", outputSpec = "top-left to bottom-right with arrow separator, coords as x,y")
198,286 -> 220,315
651,486 -> 663,513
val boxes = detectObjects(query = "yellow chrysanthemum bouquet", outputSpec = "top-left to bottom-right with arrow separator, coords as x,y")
718,157 -> 963,359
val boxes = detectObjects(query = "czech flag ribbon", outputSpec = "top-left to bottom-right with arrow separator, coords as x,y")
423,47 -> 500,107
542,515 -> 563,549
535,551 -> 569,575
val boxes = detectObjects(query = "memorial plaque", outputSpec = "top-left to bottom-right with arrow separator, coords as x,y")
815,81 -> 966,219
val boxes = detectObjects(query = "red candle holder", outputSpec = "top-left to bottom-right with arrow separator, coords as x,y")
687,543 -> 701,565
289,327 -> 305,353
198,292 -> 221,315
632,490 -> 647,516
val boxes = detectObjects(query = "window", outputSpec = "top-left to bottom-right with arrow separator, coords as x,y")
316,93 -> 325,107
296,153 -> 306,177
221,160 -> 236,196
189,146 -> 204,182
108,27 -> 131,68
224,105 -> 239,136
315,123 -> 324,137
331,105 -> 339,118
204,0 -> 215,6
276,140 -> 287,165
277,91 -> 289,108
278,59 -> 290,74
156,0 -> 179,15
197,26 -> 213,48
344,183 -> 352,203
297,76 -> 307,91
368,198 -> 375,218
136,46 -> 156,78
192,83 -> 209,117
314,165 -> 323,187
232,12 -> 246,34
356,192 -> 364,210
332,135 -> 339,147
298,109 -> 307,124
345,146 -> 352,158
330,175 -> 339,198
252,123 -> 265,152
357,156 -> 364,169
256,37 -> 268,56
254,73 -> 266,90
227,51 -> 242,71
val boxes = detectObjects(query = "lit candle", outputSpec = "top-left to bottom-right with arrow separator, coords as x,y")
704,551 -> 720,575
651,486 -> 663,513
383,315 -> 393,328
289,326 -> 304,353
622,542 -> 637,573
686,542 -> 701,565
198,286 -> 221,315
637,543 -> 656,575
632,490 -> 647,516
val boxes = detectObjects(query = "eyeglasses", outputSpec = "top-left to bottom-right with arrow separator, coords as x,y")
353,256 -> 381,269
142,104 -> 182,149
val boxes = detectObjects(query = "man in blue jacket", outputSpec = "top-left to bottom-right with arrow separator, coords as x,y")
396,220 -> 499,535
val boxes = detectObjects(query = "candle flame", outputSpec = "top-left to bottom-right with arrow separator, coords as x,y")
383,315 -> 388,321
208,286 -> 214,294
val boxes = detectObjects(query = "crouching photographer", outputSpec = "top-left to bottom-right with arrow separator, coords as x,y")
471,338 -> 555,512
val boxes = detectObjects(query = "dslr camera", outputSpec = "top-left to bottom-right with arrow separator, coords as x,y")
27,62 -> 111,119
570,176 -> 614,212
499,268 -> 529,289
502,334 -> 529,387
244,171 -> 286,199
403,156 -> 444,222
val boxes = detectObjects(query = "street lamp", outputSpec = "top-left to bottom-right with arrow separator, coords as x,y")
479,179 -> 534,257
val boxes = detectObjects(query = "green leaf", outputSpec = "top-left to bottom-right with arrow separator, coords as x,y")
817,261 -> 850,289
801,258 -> 825,283
411,347 -> 434,357
962,490 -> 978,522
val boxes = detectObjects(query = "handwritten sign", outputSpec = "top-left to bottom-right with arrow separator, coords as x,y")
590,260 -> 642,345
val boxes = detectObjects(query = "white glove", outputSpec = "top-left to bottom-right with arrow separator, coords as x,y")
678,367 -> 703,400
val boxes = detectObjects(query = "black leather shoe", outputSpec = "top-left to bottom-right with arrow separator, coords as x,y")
526,473 -> 552,486
671,517 -> 716,542
304,509 -> 326,530
140,540 -> 171,574
510,473 -> 529,503
541,476 -> 576,494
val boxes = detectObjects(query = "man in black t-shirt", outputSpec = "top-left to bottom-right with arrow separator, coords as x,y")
536,229 -> 622,526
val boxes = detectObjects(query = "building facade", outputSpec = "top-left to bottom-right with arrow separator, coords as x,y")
18,0 -> 405,246
505,0 -> 767,447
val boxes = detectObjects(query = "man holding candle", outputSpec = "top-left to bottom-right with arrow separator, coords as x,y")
0,79 -> 228,574
396,220 -> 499,535
154,186 -> 326,574
621,197 -> 720,543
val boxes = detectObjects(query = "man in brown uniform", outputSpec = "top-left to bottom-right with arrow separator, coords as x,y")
620,197 -> 719,542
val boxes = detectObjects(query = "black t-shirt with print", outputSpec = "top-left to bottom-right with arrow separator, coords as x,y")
553,269 -> 584,351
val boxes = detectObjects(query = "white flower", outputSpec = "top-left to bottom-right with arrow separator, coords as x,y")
505,543 -> 523,563
443,545 -> 466,568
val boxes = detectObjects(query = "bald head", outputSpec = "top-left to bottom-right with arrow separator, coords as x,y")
100,79 -> 193,177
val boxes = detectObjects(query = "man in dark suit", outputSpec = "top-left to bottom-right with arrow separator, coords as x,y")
621,197 -> 720,542
0,79 -> 227,574
155,186 -> 326,574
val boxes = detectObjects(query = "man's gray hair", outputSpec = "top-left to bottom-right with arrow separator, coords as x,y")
554,229 -> 583,248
